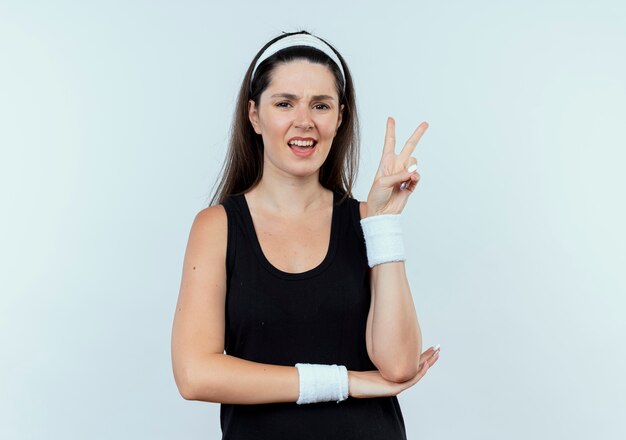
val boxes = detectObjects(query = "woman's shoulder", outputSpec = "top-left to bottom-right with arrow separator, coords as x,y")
187,204 -> 228,255
195,204 -> 227,229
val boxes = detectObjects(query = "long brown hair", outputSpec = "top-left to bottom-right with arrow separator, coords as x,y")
208,30 -> 360,206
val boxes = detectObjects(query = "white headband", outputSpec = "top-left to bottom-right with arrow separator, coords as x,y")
250,34 -> 346,92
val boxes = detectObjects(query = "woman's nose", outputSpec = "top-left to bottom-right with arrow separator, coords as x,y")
293,106 -> 314,130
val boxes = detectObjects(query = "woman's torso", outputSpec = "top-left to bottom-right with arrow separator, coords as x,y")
219,189 -> 407,440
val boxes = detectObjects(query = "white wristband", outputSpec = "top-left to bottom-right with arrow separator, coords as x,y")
360,214 -> 406,267
295,363 -> 349,404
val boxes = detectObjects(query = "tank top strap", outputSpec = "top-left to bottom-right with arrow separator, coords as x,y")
343,195 -> 368,264
220,195 -> 241,287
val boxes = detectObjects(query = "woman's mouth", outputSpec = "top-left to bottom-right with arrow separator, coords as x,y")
288,139 -> 318,157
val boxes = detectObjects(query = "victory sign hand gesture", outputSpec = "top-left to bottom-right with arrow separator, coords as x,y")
365,117 -> 429,217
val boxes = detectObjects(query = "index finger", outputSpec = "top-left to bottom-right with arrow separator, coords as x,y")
398,121 -> 429,162
382,116 -> 396,156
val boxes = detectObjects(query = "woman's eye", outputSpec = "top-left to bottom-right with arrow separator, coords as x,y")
314,104 -> 330,110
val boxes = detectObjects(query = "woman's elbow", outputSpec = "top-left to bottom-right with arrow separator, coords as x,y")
173,365 -> 198,400
381,362 -> 419,383
178,381 -> 196,401
175,363 -> 223,402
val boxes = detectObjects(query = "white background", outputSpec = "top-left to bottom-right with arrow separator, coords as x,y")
1,0 -> 625,438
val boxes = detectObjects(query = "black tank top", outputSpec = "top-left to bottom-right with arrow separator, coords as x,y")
219,190 -> 407,440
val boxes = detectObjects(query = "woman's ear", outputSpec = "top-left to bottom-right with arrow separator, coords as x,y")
248,100 -> 262,134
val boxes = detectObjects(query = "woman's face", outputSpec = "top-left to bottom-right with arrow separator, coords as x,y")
248,59 -> 344,179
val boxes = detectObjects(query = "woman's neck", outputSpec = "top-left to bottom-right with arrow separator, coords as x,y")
246,179 -> 331,216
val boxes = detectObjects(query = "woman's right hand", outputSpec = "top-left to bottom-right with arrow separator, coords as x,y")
348,346 -> 440,399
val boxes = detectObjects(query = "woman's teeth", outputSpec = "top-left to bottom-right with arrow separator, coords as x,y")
288,140 -> 315,147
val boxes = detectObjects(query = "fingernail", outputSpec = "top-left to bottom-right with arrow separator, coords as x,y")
434,344 -> 440,352
407,164 -> 417,173
399,181 -> 408,190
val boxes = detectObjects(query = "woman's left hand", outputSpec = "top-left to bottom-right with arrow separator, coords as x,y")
365,117 -> 428,217
347,346 -> 440,399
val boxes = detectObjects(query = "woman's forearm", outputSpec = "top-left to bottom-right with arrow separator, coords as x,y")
180,353 -> 301,403
366,261 -> 421,382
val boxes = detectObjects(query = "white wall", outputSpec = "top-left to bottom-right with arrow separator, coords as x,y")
1,0 -> 624,438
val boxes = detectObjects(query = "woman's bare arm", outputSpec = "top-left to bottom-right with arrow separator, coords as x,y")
171,205 -> 301,403
360,201 -> 422,383
181,354 -> 300,403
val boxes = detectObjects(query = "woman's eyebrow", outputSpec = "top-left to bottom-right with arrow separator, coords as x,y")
270,93 -> 336,101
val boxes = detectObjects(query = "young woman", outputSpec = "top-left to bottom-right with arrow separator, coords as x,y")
171,30 -> 440,439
